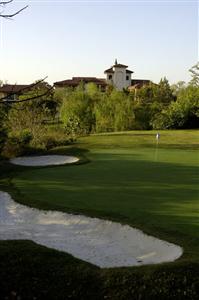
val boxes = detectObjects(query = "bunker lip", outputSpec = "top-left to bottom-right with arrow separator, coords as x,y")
0,191 -> 183,268
10,155 -> 79,166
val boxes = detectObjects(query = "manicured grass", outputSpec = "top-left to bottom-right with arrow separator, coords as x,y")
0,130 -> 199,299
11,130 -> 199,249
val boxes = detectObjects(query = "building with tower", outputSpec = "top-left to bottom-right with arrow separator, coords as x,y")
104,59 -> 133,90
53,59 -> 150,91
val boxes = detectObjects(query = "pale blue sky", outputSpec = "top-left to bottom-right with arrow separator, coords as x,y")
0,0 -> 198,85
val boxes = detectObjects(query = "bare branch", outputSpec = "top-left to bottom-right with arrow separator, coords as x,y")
0,77 -> 53,107
0,77 -> 49,102
0,1 -> 13,5
0,5 -> 28,18
0,78 -> 53,109
0,87 -> 54,105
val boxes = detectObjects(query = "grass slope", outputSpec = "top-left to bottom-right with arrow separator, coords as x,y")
0,130 -> 199,299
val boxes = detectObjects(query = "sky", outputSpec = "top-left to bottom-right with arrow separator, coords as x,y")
0,0 -> 198,85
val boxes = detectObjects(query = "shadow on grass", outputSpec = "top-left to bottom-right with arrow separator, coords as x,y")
1,150 -> 199,299
0,240 -> 198,300
3,153 -> 197,256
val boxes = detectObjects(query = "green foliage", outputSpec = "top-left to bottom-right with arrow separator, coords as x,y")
133,103 -> 152,129
95,90 -> 134,132
94,93 -> 115,132
2,129 -> 32,158
189,62 -> 199,87
136,78 -> 174,105
111,90 -> 134,131
1,66 -> 198,158
6,102 -> 48,146
60,88 -> 94,136
152,85 -> 199,129
132,79 -> 175,129
54,87 -> 73,107
157,77 -> 175,104
86,82 -> 100,98
19,81 -> 57,118
59,85 -> 135,134
58,77 -> 197,133
171,81 -> 186,96
18,129 -> 33,144
0,83 -> 72,156
0,105 -> 8,153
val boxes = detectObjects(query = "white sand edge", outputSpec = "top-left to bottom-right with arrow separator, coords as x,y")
10,155 -> 79,166
0,191 -> 183,268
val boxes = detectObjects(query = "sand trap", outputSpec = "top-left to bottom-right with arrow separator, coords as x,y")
10,155 -> 79,166
0,191 -> 182,268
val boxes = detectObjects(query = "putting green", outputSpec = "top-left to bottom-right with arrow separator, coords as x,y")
11,130 -> 199,260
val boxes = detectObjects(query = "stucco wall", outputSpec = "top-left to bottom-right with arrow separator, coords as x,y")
106,67 -> 132,90
125,74 -> 132,87
113,67 -> 132,90
106,73 -> 114,85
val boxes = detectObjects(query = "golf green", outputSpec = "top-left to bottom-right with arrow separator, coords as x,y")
11,130 -> 199,259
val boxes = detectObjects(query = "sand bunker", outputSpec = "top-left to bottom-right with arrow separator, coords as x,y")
0,191 -> 182,268
10,155 -> 79,166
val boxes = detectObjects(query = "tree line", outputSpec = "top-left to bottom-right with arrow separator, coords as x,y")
0,63 -> 198,157
57,64 -> 199,133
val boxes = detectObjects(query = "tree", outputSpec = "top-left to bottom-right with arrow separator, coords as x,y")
60,85 -> 94,136
2,101 -> 49,157
0,0 -> 28,19
18,80 -> 57,119
111,90 -> 134,131
94,90 -> 134,132
155,77 -> 175,104
152,85 -> 199,129
171,81 -> 186,96
135,78 -> 174,105
0,104 -> 8,152
0,78 -> 55,156
6,102 -> 48,144
132,79 -> 175,129
189,62 -> 199,86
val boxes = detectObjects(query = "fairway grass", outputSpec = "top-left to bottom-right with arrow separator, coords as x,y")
0,130 -> 199,299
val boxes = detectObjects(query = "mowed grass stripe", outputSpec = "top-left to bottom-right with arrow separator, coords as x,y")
11,131 -> 199,259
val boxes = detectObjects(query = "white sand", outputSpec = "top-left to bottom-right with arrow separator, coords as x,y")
10,155 -> 79,166
0,191 -> 183,268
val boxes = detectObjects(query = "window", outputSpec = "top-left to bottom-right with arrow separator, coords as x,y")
108,75 -> 112,80
126,75 -> 129,81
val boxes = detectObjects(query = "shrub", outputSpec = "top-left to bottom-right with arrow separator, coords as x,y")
2,137 -> 24,158
20,130 -> 33,145
1,130 -> 33,158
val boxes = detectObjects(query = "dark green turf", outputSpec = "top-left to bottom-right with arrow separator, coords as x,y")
0,130 -> 199,299
11,131 -> 199,252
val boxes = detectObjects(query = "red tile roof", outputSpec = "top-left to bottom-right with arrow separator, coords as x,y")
104,68 -> 114,73
0,84 -> 30,93
113,63 -> 128,68
104,67 -> 133,74
54,77 -> 107,88
126,69 -> 134,74
131,79 -> 150,85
